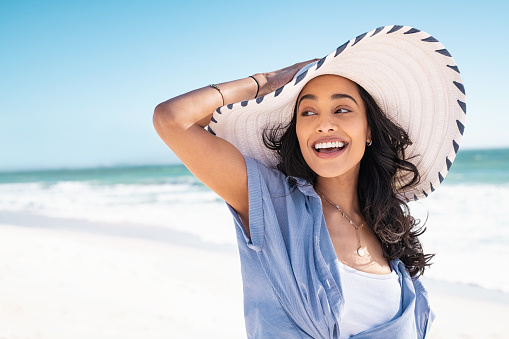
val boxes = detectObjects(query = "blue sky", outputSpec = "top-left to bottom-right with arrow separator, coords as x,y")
1,0 -> 507,171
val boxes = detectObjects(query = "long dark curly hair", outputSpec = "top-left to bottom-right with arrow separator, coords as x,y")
263,83 -> 434,278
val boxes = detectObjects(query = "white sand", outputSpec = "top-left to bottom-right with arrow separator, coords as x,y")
0,221 -> 507,338
0,223 -> 245,338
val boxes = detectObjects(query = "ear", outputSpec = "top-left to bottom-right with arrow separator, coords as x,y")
367,126 -> 372,143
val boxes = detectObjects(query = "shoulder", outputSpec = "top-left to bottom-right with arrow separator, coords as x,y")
244,156 -> 285,183
244,156 -> 316,198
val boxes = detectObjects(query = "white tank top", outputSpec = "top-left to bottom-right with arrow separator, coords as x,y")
338,261 -> 403,338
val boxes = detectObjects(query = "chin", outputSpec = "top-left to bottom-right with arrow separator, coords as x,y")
306,158 -> 361,182
308,162 -> 347,179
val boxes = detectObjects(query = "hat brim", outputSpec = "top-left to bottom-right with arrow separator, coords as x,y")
209,25 -> 466,201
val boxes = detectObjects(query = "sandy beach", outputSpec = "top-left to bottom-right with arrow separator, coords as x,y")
0,214 -> 507,338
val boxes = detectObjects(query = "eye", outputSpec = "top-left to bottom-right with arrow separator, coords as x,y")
335,108 -> 351,114
300,110 -> 316,117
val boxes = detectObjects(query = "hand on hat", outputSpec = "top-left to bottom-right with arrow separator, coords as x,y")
252,58 -> 320,98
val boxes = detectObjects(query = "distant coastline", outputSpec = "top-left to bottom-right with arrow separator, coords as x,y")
1,146 -> 508,174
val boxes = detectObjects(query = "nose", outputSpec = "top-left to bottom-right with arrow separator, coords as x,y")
316,114 -> 338,133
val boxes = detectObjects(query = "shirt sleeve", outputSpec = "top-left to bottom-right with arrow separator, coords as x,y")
227,155 -> 290,252
412,277 -> 435,338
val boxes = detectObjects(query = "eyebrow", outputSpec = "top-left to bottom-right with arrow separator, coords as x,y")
297,93 -> 358,109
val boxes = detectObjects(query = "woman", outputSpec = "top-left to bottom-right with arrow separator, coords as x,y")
153,25 -> 466,338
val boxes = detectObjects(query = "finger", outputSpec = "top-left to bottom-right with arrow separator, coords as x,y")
292,58 -> 321,70
297,58 -> 321,65
280,59 -> 318,73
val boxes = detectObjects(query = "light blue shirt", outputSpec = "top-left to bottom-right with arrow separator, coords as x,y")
228,156 -> 435,338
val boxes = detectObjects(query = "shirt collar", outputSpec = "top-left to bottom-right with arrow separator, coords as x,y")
290,176 -> 319,198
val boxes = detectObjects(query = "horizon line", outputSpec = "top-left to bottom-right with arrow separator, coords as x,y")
1,145 -> 508,174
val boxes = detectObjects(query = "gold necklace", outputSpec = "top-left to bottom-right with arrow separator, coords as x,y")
315,189 -> 367,257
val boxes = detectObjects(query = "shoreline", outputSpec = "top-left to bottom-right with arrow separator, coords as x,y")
0,210 -> 237,254
0,212 -> 507,338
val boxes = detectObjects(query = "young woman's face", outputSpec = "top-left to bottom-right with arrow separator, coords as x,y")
295,75 -> 371,180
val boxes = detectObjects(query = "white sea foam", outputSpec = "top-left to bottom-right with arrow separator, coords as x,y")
0,181 -> 235,244
409,183 -> 509,293
1,180 -> 508,292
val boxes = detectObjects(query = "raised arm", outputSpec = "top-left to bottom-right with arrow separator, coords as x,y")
153,60 -> 317,235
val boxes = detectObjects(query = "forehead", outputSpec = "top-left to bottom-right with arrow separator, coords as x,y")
297,74 -> 359,98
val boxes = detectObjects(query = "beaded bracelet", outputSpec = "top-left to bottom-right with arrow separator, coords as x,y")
209,84 -> 225,106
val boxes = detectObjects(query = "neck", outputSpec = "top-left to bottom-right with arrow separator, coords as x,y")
314,170 -> 362,218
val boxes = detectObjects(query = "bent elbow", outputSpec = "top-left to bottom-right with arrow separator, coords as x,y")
153,103 -> 162,129
153,102 -> 176,133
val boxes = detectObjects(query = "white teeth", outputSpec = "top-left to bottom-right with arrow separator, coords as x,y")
314,141 -> 345,150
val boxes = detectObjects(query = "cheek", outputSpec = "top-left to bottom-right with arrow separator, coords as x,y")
353,116 -> 369,138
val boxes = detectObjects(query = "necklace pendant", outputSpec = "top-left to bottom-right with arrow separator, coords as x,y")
357,247 -> 366,257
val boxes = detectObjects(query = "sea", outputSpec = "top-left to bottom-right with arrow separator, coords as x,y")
0,148 -> 508,293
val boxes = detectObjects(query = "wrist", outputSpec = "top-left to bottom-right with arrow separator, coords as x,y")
248,76 -> 260,98
250,73 -> 268,97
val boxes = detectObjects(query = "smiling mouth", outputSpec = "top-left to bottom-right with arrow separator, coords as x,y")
314,141 -> 346,153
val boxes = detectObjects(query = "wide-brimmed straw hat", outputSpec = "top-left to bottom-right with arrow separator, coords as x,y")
208,25 -> 466,201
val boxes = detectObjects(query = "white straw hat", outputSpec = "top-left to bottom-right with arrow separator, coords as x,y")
208,25 -> 466,201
